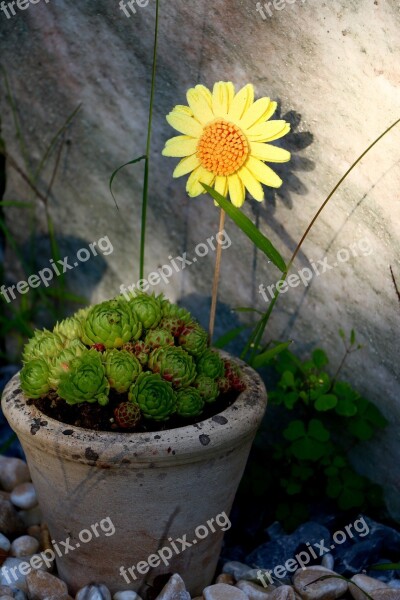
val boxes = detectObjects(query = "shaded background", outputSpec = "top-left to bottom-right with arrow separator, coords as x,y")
0,0 -> 399,517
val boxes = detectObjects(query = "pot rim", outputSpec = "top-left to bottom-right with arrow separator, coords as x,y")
1,351 -> 267,467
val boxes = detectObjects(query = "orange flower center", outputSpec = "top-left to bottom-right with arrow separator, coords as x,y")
197,119 -> 249,177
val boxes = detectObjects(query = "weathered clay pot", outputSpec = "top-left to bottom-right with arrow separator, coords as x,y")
2,352 -> 267,595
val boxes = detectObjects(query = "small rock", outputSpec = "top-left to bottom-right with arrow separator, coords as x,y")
113,593 -> 142,600
11,536 -> 39,558
373,592 -> 400,599
321,554 -> 334,571
10,484 -> 37,511
236,580 -> 274,599
216,574 -> 235,585
0,458 -> 30,492
0,498 -> 25,536
155,574 -> 190,600
349,574 -> 389,600
293,566 -> 348,600
0,586 -> 13,596
203,583 -> 248,600
19,507 -> 42,528
26,570 -> 69,600
0,536 -> 10,554
222,562 -> 253,581
0,557 -> 31,591
269,588 -> 296,600
75,585 -> 111,600
26,526 -> 42,543
0,595 -> 15,599
13,591 -> 27,600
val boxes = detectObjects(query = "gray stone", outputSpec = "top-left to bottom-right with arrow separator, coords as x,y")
19,507 -> 42,528
0,458 -> 30,493
11,536 -> 40,558
372,592 -> 400,600
13,592 -> 28,600
0,587 -> 13,597
10,484 -> 37,511
26,570 -> 69,600
113,593 -> 142,600
293,566 -> 348,600
0,497 -> 25,537
269,588 -> 296,600
223,562 -> 254,581
0,535 -> 11,553
321,554 -> 334,571
75,585 -> 112,600
236,580 -> 274,599
155,574 -> 190,600
0,557 -> 31,591
0,595 -> 15,599
216,574 -> 235,586
203,583 -> 248,600
349,574 -> 389,600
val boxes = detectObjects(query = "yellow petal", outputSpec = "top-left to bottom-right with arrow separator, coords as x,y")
172,105 -> 194,117
263,123 -> 291,142
187,166 -> 215,197
263,101 -> 277,123
167,111 -> 203,138
214,175 -> 228,198
246,156 -> 283,188
247,120 -> 290,142
187,88 -> 215,125
162,136 -> 199,158
227,84 -> 254,122
173,154 -> 201,178
237,166 -> 264,202
195,84 -> 213,107
212,81 -> 235,118
228,173 -> 245,207
240,97 -> 271,130
250,142 -> 291,163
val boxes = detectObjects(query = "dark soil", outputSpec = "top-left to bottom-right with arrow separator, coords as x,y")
29,389 -> 240,433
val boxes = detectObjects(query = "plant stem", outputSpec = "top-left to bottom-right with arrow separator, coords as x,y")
209,208 -> 226,344
140,0 -> 159,282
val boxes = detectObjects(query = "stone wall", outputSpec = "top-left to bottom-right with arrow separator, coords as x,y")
0,0 -> 399,517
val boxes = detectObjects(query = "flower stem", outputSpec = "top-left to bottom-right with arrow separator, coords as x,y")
140,0 -> 159,282
209,208 -> 226,344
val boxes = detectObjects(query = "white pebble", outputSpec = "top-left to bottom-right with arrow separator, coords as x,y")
0,457 -> 30,492
113,593 -> 142,600
11,535 -> 40,557
75,584 -> 111,600
10,483 -> 37,510
0,534 -> 10,553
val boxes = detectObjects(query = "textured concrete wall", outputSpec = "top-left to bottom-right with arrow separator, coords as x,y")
0,0 -> 399,517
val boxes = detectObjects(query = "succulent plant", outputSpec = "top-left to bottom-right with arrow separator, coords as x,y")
48,340 -> 87,388
20,358 -> 51,399
104,349 -> 142,393
54,316 -> 82,341
114,402 -> 141,429
196,349 -> 225,379
194,375 -> 220,403
82,298 -> 142,348
22,329 -> 65,363
144,328 -> 174,350
148,346 -> 196,388
129,372 -> 176,421
123,341 -> 151,366
216,376 -> 231,394
224,360 -> 246,392
175,387 -> 204,418
159,299 -> 193,324
127,293 -> 162,330
58,350 -> 110,406
178,324 -> 208,357
159,317 -> 186,337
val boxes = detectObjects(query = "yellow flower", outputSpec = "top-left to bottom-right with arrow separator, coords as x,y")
162,82 -> 291,207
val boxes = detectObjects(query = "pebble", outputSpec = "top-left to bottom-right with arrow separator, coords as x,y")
11,535 -> 40,558
222,562 -> 263,583
26,526 -> 42,543
155,574 -> 190,600
236,580 -> 274,599
373,591 -> 400,599
26,570 -> 69,600
0,557 -> 31,591
0,587 -> 13,596
0,498 -> 25,537
203,583 -> 248,600
216,574 -> 235,585
349,574 -> 390,600
293,566 -> 348,600
0,458 -> 30,492
113,593 -> 142,600
75,585 -> 112,600
268,587 -> 296,600
0,595 -> 15,599
0,536 -> 10,554
10,484 -> 37,511
19,507 -> 42,528
13,592 -> 27,600
321,554 -> 334,571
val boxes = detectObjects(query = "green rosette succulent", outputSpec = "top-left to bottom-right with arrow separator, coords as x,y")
48,340 -> 87,388
58,350 -> 110,406
160,299 -> 193,325
82,298 -> 142,348
194,375 -> 220,403
22,329 -> 65,363
75,307 -> 91,323
20,358 -> 51,399
54,316 -> 82,341
148,346 -> 196,388
145,328 -> 174,350
175,387 -> 205,418
196,350 -> 224,379
127,293 -> 162,330
178,324 -> 208,357
104,349 -> 142,393
128,372 -> 176,421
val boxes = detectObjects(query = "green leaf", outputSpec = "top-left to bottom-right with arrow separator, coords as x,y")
252,341 -> 292,369
202,184 -> 287,273
312,348 -> 329,369
283,391 -> 299,410
233,306 -> 263,315
291,437 -> 329,461
109,155 -> 146,210
213,325 -> 248,349
350,329 -> 356,345
283,420 -> 306,441
315,394 -> 338,411
281,370 -> 295,389
348,419 -> 374,441
370,562 -> 400,571
309,419 -> 330,442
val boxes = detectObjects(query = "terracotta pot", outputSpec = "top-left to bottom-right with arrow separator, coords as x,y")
2,352 -> 267,595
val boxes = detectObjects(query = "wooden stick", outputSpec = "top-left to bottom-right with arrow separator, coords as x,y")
209,208 -> 226,344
